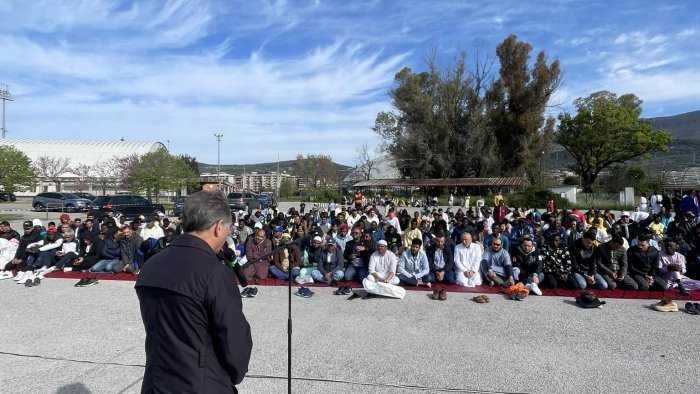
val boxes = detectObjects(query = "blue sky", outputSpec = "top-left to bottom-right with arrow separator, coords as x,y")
1,0 -> 699,166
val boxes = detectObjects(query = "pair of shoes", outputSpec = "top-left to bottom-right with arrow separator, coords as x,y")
25,276 -> 40,287
334,286 -> 353,295
472,295 -> 490,303
295,287 -> 314,298
0,271 -> 14,280
526,282 -> 543,296
510,291 -> 519,300
684,302 -> 699,314
516,291 -> 527,301
243,287 -> 258,298
653,298 -> 678,312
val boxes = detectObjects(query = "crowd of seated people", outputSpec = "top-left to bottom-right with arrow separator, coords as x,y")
1,190 -> 699,298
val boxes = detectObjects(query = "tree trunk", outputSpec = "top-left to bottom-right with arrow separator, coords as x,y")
581,171 -> 597,193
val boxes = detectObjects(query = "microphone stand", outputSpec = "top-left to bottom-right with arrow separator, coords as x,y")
242,239 -> 300,394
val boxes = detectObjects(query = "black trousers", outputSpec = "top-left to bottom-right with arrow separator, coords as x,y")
601,274 -> 639,290
630,274 -> 668,291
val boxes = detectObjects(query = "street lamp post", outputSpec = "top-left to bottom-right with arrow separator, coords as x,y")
215,133 -> 223,190
0,82 -> 14,139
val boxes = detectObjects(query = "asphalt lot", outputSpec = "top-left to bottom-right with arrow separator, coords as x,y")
3,200 -> 700,393
1,278 -> 700,393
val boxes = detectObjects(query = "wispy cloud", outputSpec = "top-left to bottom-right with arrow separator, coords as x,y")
0,0 -> 698,164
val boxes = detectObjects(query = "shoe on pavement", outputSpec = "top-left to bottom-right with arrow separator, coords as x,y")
25,275 -> 35,287
333,286 -> 345,295
83,277 -> 99,286
430,289 -> 440,300
248,287 -> 258,298
685,302 -> 698,314
347,292 -> 361,300
653,300 -> 678,312
438,289 -> 447,301
33,277 -> 41,286
342,286 -> 353,295
74,278 -> 88,287
240,287 -> 252,297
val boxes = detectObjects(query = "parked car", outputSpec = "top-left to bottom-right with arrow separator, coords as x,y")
172,196 -> 187,217
88,195 -> 166,221
0,191 -> 17,202
73,192 -> 97,202
32,192 -> 93,212
257,192 -> 276,208
227,191 -> 261,211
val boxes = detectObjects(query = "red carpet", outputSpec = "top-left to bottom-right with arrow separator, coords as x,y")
44,271 -> 700,301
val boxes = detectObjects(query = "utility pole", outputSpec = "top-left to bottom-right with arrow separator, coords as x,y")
1,83 -> 14,139
214,133 -> 223,190
277,152 -> 280,197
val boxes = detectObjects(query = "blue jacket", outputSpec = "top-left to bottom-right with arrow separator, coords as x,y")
101,237 -> 121,260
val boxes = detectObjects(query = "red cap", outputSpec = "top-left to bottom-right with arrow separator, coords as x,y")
47,227 -> 58,234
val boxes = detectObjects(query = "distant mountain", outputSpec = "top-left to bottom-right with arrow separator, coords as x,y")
197,160 -> 352,175
548,109 -> 700,170
650,110 -> 700,142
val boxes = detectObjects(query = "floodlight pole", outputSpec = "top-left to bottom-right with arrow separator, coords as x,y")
215,133 -> 223,189
0,83 -> 14,139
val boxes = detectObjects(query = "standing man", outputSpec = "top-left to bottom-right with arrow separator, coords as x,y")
135,191 -> 252,393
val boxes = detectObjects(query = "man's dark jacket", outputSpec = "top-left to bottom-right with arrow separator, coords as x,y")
135,234 -> 252,393
426,242 -> 455,273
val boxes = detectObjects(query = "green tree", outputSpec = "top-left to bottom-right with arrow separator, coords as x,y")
556,91 -> 672,192
291,154 -> 339,190
373,49 -> 490,179
279,178 -> 296,198
129,148 -> 199,201
0,145 -> 36,192
485,34 -> 561,180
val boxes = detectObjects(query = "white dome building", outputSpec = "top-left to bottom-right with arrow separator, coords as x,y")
0,138 -> 165,195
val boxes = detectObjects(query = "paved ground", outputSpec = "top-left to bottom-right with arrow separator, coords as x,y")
1,277 -> 699,393
3,200 -> 698,393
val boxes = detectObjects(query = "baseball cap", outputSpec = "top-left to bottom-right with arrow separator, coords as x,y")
32,219 -> 42,227
47,227 -> 58,234
253,222 -> 263,229
274,226 -> 285,233
23,221 -> 33,229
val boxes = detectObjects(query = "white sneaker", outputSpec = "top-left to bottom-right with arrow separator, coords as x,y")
13,271 -> 27,282
17,272 -> 33,284
36,272 -> 46,280
0,271 -> 14,280
526,282 -> 543,296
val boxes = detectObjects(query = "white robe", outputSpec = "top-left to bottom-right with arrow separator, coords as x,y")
454,242 -> 483,287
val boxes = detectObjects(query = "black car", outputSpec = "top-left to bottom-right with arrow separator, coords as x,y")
88,195 -> 165,221
0,191 -> 16,202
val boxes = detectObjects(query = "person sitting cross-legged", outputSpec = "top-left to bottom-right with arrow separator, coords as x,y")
597,234 -> 638,290
270,233 -> 301,280
397,238 -> 430,287
90,227 -> 125,273
570,230 -> 608,290
480,236 -> 518,287
426,233 -> 456,285
311,239 -> 344,285
360,240 -> 405,299
454,232 -> 483,287
627,234 -> 667,291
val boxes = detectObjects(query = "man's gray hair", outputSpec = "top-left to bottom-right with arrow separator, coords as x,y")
63,228 -> 75,236
181,191 -> 232,233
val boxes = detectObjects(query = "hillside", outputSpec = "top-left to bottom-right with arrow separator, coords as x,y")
650,110 -> 700,142
197,160 -> 352,175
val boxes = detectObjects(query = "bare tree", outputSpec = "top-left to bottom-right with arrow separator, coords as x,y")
33,156 -> 71,191
112,154 -> 139,190
72,164 -> 93,192
355,144 -> 379,180
90,160 -> 118,195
